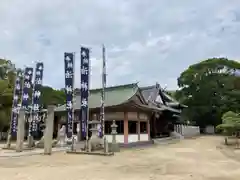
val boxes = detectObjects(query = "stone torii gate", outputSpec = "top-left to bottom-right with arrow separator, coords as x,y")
9,105 -> 56,154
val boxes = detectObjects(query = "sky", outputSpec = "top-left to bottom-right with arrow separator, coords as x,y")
0,0 -> 240,90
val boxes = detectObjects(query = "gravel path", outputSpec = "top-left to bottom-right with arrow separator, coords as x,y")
0,136 -> 239,180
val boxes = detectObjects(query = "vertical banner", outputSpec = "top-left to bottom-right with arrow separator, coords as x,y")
22,67 -> 33,109
64,52 -> 74,138
22,67 -> 34,134
80,47 -> 90,139
99,45 -> 107,137
31,62 -> 44,134
10,71 -> 22,136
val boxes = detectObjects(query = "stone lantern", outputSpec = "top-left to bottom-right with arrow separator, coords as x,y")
110,120 -> 120,152
88,114 -> 101,138
87,114 -> 102,151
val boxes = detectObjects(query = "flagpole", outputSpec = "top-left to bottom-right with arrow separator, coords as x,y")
6,69 -> 22,148
80,46 -> 91,150
86,51 -> 90,149
71,52 -> 75,150
101,44 -> 106,138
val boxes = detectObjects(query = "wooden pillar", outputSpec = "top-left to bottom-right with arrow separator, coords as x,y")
137,120 -> 140,141
137,113 -> 140,141
154,118 -> 157,137
124,112 -> 128,144
147,119 -> 150,141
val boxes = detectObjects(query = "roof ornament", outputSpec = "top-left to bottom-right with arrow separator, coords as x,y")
147,82 -> 162,105
155,82 -> 164,104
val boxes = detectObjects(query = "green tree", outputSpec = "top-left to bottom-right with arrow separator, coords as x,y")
0,59 -> 17,131
216,111 -> 240,135
175,58 -> 240,128
166,90 -> 176,98
41,86 -> 65,107
216,111 -> 240,147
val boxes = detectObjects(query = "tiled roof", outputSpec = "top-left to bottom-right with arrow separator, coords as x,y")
55,83 -> 138,112
55,83 -> 184,113
140,85 -> 185,107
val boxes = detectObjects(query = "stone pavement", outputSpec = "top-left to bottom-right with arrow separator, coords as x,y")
0,140 -> 86,158
0,147 -> 66,157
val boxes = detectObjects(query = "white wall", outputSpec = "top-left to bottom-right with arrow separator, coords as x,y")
140,134 -> 149,141
128,135 -> 138,143
205,125 -> 215,134
106,134 -> 149,143
105,135 -> 124,143
174,125 -> 200,137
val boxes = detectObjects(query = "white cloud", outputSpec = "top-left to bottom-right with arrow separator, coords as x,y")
0,0 -> 240,90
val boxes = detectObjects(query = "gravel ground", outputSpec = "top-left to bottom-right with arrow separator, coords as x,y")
0,136 -> 239,180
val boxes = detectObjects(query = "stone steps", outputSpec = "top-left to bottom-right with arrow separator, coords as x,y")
170,131 -> 184,140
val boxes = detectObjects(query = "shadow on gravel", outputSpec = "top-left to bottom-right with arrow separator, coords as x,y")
216,144 -> 240,162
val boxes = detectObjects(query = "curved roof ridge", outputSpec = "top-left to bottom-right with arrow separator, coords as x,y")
91,82 -> 138,93
115,83 -> 139,105
137,87 -> 149,105
140,85 -> 156,90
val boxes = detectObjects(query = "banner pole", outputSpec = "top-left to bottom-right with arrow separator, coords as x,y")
6,70 -> 22,148
80,47 -> 90,150
86,49 -> 90,150
71,52 -> 75,150
22,66 -> 34,147
101,44 -> 106,138
64,53 -> 74,146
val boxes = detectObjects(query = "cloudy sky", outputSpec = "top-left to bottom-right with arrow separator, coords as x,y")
1,0 -> 240,90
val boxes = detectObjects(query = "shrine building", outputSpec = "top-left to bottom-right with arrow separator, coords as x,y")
54,83 -> 185,145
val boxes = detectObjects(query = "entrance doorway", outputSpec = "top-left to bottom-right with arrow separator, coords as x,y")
150,112 -> 172,138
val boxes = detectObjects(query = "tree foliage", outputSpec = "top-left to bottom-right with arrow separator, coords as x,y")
41,86 -> 65,107
166,90 -> 176,98
0,59 -> 17,130
175,58 -> 240,128
216,111 -> 240,135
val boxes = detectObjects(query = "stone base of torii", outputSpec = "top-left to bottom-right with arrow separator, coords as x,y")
3,106 -> 56,155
